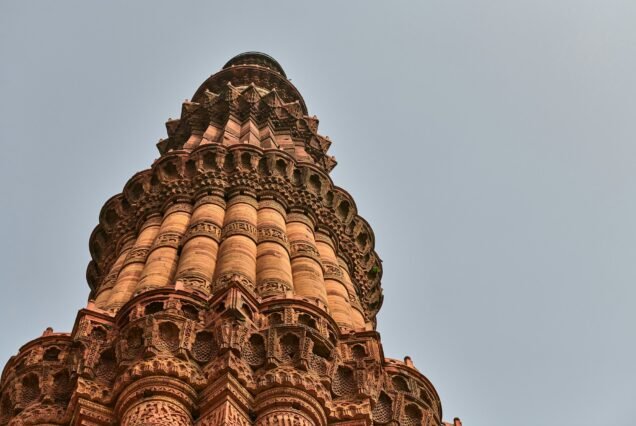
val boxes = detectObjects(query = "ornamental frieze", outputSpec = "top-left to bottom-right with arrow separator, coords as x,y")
182,220 -> 222,243
1,53 -> 454,426
222,220 -> 259,242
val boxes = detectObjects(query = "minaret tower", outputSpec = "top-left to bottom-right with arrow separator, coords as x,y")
0,53 -> 443,426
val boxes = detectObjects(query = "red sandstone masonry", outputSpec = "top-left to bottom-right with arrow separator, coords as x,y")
0,52 -> 459,426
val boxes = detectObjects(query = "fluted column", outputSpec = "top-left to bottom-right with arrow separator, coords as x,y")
337,257 -> 366,328
213,194 -> 258,294
256,199 -> 293,298
106,215 -> 161,309
94,235 -> 134,309
254,387 -> 325,426
175,194 -> 225,297
116,377 -> 196,426
315,231 -> 354,329
286,212 -> 328,307
256,411 -> 315,426
136,202 -> 192,294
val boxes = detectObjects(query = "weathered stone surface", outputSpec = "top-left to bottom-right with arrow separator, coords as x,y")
0,52 -> 456,426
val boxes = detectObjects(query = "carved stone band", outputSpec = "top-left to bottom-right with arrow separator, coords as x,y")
290,241 -> 323,266
257,279 -> 293,298
227,194 -> 258,208
222,220 -> 258,242
123,247 -> 151,267
213,272 -> 257,297
258,198 -> 287,217
322,260 -> 345,282
176,271 -> 211,294
100,273 -> 119,290
183,221 -> 222,243
257,226 -> 289,250
163,202 -> 194,215
194,194 -> 226,209
150,232 -> 182,251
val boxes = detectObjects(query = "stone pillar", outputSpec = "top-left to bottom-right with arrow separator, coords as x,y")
254,387 -> 325,426
94,235 -> 134,309
175,195 -> 225,297
106,215 -> 162,309
116,376 -> 196,426
256,199 -> 293,298
337,257 -> 366,329
256,411 -> 315,426
136,202 -> 192,294
213,194 -> 258,294
286,212 -> 328,307
315,231 -> 354,329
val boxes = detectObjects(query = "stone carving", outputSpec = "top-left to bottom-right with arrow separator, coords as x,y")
278,333 -> 301,364
156,322 -> 180,353
198,401 -> 251,426
191,331 -> 217,363
122,399 -> 191,426
223,220 -> 258,242
371,392 -> 393,424
0,52 -> 453,426
257,225 -> 289,248
214,272 -> 256,293
184,220 -> 222,243
332,366 -> 357,400
257,278 -> 292,298
123,246 -> 150,266
243,334 -> 267,368
402,404 -> 424,426
256,411 -> 315,426
20,374 -> 40,406
94,349 -> 117,383
290,241 -> 322,265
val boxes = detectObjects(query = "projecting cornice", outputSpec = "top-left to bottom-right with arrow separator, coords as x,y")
87,144 -> 383,322
158,82 -> 336,173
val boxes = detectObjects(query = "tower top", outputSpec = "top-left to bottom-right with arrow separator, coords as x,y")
191,52 -> 307,116
223,51 -> 287,77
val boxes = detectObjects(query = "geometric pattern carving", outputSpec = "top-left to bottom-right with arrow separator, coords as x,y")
256,412 -> 315,426
279,333 -> 300,363
402,404 -> 424,426
351,344 -> 366,360
123,326 -> 145,359
157,322 -> 180,353
122,400 -> 191,426
52,370 -> 72,404
192,331 -> 217,363
332,366 -> 357,399
371,392 -> 393,424
391,375 -> 410,392
20,374 -> 40,406
95,349 -> 117,382
243,334 -> 267,368
0,52 -> 454,426
309,351 -> 329,377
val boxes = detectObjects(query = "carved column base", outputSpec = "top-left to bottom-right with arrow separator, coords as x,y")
115,376 -> 196,426
121,397 -> 191,426
256,409 -> 315,426
254,387 -> 326,426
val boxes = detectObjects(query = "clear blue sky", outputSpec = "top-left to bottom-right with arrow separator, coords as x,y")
1,2 -> 635,425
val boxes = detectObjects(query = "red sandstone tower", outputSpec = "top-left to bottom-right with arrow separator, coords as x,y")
0,53 -> 453,425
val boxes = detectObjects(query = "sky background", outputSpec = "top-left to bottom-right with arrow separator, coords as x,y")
1,1 -> 635,425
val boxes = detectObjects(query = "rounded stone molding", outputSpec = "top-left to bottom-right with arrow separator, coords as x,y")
254,387 -> 327,426
0,52 -> 452,426
114,376 -> 197,425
